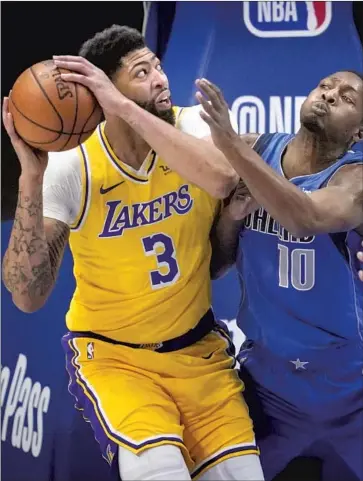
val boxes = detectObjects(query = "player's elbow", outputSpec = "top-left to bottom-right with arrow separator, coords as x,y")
12,295 -> 47,314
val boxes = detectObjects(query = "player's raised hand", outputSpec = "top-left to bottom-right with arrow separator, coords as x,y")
195,78 -> 238,153
357,240 -> 363,282
53,55 -> 128,117
2,96 -> 48,177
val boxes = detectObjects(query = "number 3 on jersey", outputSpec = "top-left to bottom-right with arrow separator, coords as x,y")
142,233 -> 180,289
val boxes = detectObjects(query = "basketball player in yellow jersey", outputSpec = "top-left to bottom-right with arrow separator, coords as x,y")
2,26 -> 264,480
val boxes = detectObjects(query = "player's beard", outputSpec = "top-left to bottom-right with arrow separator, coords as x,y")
135,99 -> 176,126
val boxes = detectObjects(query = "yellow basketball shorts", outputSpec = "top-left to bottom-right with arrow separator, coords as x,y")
62,324 -> 258,478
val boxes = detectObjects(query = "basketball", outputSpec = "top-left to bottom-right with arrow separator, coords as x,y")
9,59 -> 103,152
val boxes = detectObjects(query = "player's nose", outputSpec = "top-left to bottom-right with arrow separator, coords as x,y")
151,69 -> 168,91
322,89 -> 338,105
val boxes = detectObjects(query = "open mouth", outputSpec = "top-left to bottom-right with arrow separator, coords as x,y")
155,91 -> 171,109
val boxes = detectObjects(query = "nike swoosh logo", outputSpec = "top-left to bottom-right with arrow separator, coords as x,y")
202,349 -> 218,360
100,181 -> 125,195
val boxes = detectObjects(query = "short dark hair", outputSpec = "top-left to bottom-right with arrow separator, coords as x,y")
79,25 -> 145,79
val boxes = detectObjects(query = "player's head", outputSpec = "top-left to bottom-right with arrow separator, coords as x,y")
79,25 -> 174,125
300,71 -> 363,148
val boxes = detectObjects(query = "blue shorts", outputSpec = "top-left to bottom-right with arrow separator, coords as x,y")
238,342 -> 363,481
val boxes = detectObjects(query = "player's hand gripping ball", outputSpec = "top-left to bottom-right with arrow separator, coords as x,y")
9,59 -> 103,152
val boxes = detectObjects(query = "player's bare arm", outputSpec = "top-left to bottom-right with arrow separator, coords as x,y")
209,136 -> 259,279
210,179 -> 258,280
3,216 -> 69,312
52,55 -> 239,199
196,78 -> 363,237
2,97 -> 69,312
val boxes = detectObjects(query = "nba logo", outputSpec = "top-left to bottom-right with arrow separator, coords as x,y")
87,342 -> 94,359
243,1 -> 332,38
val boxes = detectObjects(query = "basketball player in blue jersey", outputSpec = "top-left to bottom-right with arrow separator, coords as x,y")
2,26 -> 264,481
196,72 -> 363,481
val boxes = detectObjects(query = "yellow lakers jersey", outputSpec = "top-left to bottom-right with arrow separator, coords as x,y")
67,107 -> 220,343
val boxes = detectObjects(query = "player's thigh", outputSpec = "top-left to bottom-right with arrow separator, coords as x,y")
176,330 -> 258,475
63,336 -> 184,450
185,391 -> 258,478
118,444 -> 191,481
198,454 -> 264,481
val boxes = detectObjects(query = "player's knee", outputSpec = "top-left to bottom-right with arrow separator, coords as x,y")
118,444 -> 191,480
199,454 -> 264,481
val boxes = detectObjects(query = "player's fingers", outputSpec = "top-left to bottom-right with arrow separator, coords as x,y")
195,92 -> 219,121
2,97 -> 18,140
53,55 -> 85,63
199,110 -> 219,131
204,78 -> 227,105
60,73 -> 91,88
4,114 -> 29,158
196,79 -> 222,109
54,59 -> 89,76
358,270 -> 363,282
357,251 -> 363,262
2,97 -> 9,126
196,79 -> 225,109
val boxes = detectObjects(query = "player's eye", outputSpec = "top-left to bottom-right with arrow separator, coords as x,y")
136,69 -> 148,79
342,95 -> 354,104
320,83 -> 329,89
156,64 -> 163,72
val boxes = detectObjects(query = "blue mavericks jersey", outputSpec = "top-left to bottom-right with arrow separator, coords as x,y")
237,134 -> 363,364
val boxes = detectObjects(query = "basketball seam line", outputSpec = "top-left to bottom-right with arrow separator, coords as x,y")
10,97 -> 62,143
10,97 -> 98,138
77,100 -> 102,145
58,82 -> 79,151
30,65 -> 65,132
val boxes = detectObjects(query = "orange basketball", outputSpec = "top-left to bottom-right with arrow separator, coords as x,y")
9,59 -> 103,152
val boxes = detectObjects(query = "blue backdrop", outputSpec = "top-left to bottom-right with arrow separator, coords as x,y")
2,2 -> 362,480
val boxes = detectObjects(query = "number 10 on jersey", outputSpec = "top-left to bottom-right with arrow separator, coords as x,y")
278,244 -> 315,291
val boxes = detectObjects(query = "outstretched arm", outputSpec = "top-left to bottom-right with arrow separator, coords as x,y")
196,78 -> 363,237
54,56 -> 239,199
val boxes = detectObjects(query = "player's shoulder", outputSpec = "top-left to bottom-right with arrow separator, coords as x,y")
47,148 -> 80,172
175,104 -> 238,138
175,104 -> 204,126
45,148 -> 82,185
252,133 -> 293,155
174,105 -> 210,139
240,133 -> 261,148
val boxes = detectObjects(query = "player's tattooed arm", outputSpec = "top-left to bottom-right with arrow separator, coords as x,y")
2,178 -> 69,313
210,181 -> 258,279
